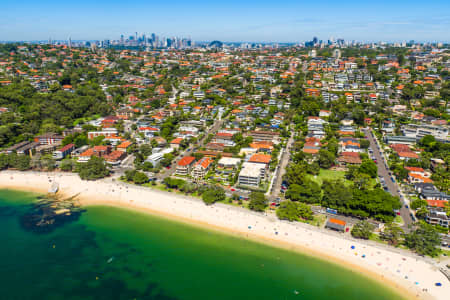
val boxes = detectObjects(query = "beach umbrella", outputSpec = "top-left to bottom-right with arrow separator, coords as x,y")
362,254 -> 366,258
435,283 -> 442,286
248,226 -> 252,229
351,245 -> 355,249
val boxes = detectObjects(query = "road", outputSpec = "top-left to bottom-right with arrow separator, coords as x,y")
269,131 -> 294,201
363,128 -> 413,230
157,118 -> 225,180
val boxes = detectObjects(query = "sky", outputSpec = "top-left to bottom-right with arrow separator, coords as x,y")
1,0 -> 449,42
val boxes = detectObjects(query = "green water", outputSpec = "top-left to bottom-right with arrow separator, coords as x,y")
0,189 -> 405,300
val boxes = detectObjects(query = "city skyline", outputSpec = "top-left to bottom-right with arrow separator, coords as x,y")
1,0 -> 449,42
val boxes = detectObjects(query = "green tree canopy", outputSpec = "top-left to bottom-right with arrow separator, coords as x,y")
276,200 -> 313,221
404,222 -> 441,257
351,220 -> 374,239
76,156 -> 110,180
248,192 -> 268,212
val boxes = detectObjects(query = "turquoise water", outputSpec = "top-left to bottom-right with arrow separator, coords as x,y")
0,189 -> 405,300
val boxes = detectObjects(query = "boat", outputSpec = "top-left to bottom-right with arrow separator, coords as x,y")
294,290 -> 299,295
107,256 -> 115,263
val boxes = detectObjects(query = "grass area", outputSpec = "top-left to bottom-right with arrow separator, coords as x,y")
301,214 -> 327,227
308,169 -> 346,185
440,249 -> 450,257
393,215 -> 404,225
217,198 -> 249,209
143,182 -> 168,192
369,233 -> 387,244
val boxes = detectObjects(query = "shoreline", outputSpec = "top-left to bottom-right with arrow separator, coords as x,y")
1,170 -> 448,300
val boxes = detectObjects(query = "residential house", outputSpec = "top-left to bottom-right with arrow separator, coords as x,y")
170,138 -> 183,149
52,143 -> 75,160
216,157 -> 241,175
192,157 -> 214,179
176,156 -> 196,176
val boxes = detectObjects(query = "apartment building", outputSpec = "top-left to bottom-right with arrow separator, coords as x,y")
238,162 -> 266,187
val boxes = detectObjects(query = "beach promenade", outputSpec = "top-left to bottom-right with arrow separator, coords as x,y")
0,170 -> 449,300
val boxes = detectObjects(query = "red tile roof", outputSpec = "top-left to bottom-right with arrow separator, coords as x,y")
170,138 -> 183,144
195,157 -> 213,169
249,153 -> 271,164
426,200 -> 447,208
398,151 -> 419,159
178,156 -> 195,166
405,166 -> 424,173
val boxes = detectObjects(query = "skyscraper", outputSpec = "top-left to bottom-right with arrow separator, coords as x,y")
333,49 -> 341,59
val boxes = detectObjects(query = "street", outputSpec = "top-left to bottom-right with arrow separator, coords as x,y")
157,118 -> 225,180
269,131 -> 294,201
363,128 -> 414,230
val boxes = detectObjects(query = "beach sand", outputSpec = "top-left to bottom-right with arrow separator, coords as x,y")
1,170 -> 449,300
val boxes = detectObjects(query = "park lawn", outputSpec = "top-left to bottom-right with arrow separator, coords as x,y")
299,214 -> 327,227
308,169 -> 347,185
369,233 -> 389,245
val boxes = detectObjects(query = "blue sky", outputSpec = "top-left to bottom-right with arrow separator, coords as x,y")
1,0 -> 449,42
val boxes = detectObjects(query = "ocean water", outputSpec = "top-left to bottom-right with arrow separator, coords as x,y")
0,189 -> 405,300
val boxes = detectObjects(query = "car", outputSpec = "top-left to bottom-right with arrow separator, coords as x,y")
230,188 -> 235,192
405,205 -> 409,209
166,166 -> 171,169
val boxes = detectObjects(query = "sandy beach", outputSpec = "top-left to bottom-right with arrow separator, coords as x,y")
1,170 -> 449,300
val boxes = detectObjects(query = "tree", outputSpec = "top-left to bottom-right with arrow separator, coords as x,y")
140,144 -> 153,157
141,161 -> 154,171
8,154 -> 31,171
322,179 -> 352,208
41,155 -> 55,171
276,200 -> 313,221
411,199 -> 427,210
201,186 -> 225,205
285,179 -> 321,204
352,172 -> 372,190
351,220 -> 374,239
60,159 -> 73,171
133,171 -> 149,184
0,153 -> 9,169
360,139 -> 370,149
359,159 -> 378,178
380,223 -> 404,246
124,169 -> 137,182
161,153 -> 174,167
248,192 -> 268,212
77,156 -> 110,180
283,163 -> 306,185
318,149 -> 335,169
404,222 -> 441,257
74,135 -> 88,148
